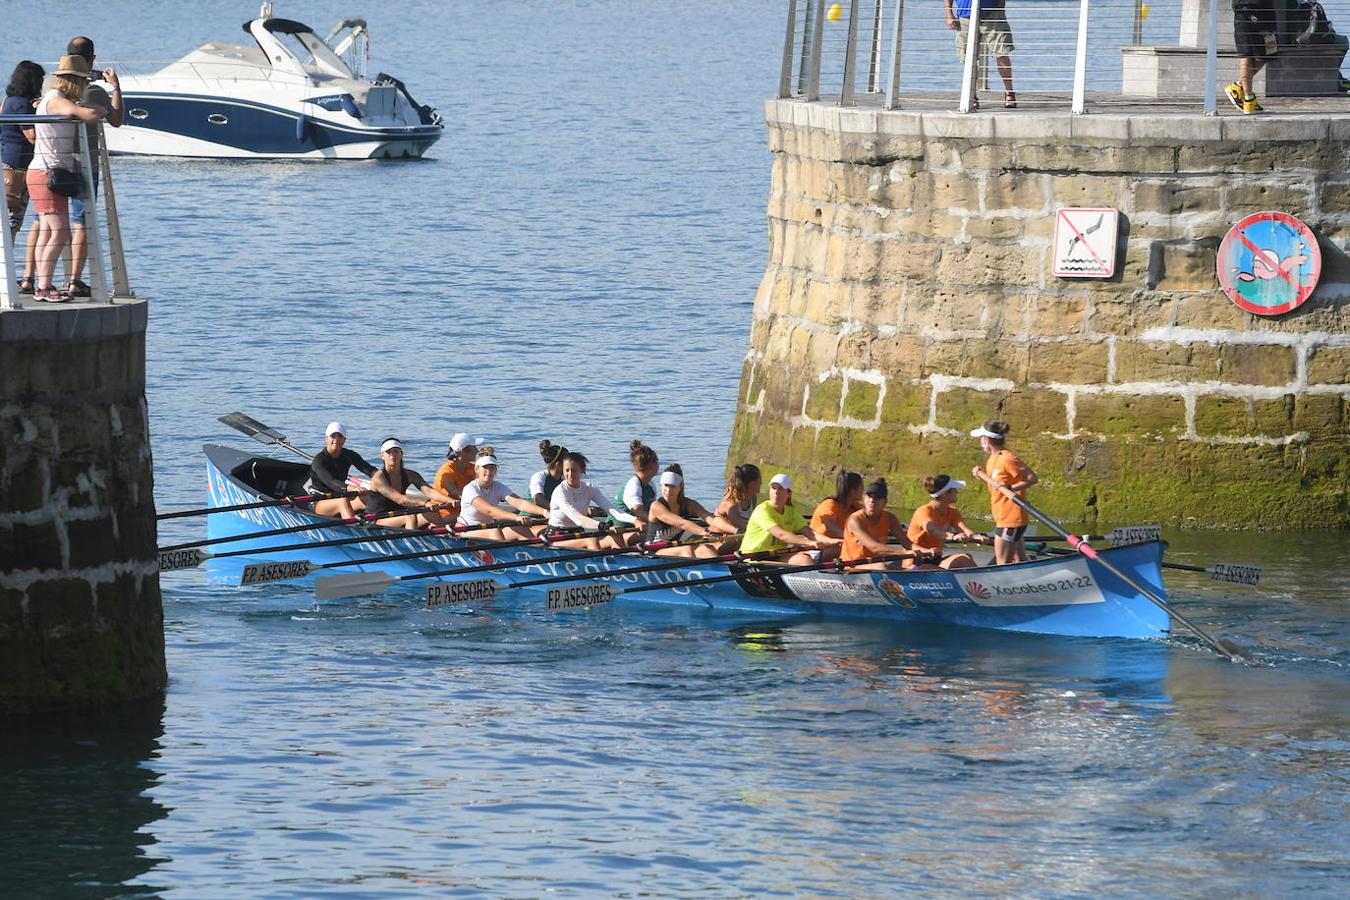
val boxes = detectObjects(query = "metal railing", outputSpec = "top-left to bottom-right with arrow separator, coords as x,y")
0,114 -> 129,310
779,0 -> 1350,114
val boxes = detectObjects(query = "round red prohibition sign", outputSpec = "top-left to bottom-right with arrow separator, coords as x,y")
1216,211 -> 1321,316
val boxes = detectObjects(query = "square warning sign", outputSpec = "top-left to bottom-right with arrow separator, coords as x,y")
1053,208 -> 1119,278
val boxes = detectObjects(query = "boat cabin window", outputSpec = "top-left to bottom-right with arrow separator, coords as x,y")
277,30 -> 355,80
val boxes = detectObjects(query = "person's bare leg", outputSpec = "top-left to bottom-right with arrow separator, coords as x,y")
997,56 -> 1014,94
22,216 -> 42,281
70,223 -> 87,284
36,214 -> 68,288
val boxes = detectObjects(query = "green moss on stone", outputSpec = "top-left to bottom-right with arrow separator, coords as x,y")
1075,394 -> 1186,437
842,380 -> 881,421
805,375 -> 843,421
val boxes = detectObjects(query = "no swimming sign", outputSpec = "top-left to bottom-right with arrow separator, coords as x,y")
1053,208 -> 1119,278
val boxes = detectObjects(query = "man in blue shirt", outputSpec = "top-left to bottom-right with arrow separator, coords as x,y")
945,0 -> 1017,109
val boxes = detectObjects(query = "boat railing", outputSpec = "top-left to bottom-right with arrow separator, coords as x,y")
0,114 -> 130,311
780,0 -> 1350,114
108,57 -> 333,90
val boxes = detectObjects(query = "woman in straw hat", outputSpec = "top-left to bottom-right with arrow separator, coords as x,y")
25,55 -> 106,303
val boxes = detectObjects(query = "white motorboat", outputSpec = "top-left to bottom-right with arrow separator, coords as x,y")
105,5 -> 442,160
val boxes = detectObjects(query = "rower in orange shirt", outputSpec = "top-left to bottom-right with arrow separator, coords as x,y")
841,478 -> 929,570
809,471 -> 863,546
908,474 -> 991,570
428,432 -> 484,522
970,420 -> 1039,565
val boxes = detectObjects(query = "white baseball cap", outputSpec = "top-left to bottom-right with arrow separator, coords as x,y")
325,421 -> 347,437
449,432 -> 483,452
379,438 -> 402,454
659,470 -> 684,487
970,426 -> 1003,440
475,454 -> 499,468
769,473 -> 793,490
929,476 -> 967,498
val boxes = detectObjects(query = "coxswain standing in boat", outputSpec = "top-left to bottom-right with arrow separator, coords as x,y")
547,451 -> 629,550
908,475 -> 990,570
645,465 -> 740,558
740,474 -> 835,565
458,452 -> 548,542
970,420 -> 1039,565
530,439 -> 568,508
305,422 -> 375,518
367,438 -> 455,530
710,463 -> 762,533
841,478 -> 930,570
809,471 -> 863,543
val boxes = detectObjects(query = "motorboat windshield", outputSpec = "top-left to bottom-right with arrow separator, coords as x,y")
247,17 -> 358,82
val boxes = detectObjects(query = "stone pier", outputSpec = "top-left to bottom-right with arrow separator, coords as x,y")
0,301 -> 164,712
728,101 -> 1350,528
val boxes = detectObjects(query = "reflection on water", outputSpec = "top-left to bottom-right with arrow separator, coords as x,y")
2,701 -> 167,896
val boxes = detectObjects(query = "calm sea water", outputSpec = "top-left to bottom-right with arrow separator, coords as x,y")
5,2 -> 1349,896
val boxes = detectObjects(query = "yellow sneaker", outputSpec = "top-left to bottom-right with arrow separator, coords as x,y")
1225,82 -> 1244,111
1242,94 -> 1263,114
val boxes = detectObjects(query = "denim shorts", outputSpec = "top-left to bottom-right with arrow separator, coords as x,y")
70,172 -> 100,222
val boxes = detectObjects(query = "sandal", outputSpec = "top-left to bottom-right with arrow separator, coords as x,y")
64,279 -> 92,298
35,287 -> 69,303
1004,91 -> 1017,109
17,277 -> 34,295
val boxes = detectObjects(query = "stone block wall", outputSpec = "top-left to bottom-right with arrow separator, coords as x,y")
728,103 -> 1350,528
0,302 -> 165,712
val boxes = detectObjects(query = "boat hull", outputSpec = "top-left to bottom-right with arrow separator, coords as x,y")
205,445 -> 1172,640
109,92 -> 441,160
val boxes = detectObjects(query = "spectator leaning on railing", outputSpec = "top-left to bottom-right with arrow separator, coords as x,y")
64,36 -> 122,299
1,60 -> 45,297
25,55 -> 106,304
945,0 -> 1017,109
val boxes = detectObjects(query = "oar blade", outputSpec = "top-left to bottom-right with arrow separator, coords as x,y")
239,559 -> 318,587
314,570 -> 399,601
1106,525 -> 1162,545
158,548 -> 210,572
425,579 -> 500,608
546,583 -> 617,612
218,412 -> 288,445
1208,563 -> 1262,587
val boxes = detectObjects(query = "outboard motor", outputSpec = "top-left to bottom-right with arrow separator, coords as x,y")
374,72 -> 442,126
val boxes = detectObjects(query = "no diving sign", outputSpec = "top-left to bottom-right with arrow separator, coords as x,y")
1053,208 -> 1119,278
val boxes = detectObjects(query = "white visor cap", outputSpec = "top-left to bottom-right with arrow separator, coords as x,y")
380,438 -> 402,454
930,478 -> 967,498
325,421 -> 347,437
659,471 -> 684,487
769,473 -> 793,490
970,426 -> 1004,440
475,455 -> 499,468
449,432 -> 484,452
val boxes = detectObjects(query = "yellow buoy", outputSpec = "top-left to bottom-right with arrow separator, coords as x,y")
1140,3 -> 1150,20
827,3 -> 844,22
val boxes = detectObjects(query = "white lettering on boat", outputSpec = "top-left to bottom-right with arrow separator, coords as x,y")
782,574 -> 889,605
426,579 -> 498,608
1108,525 -> 1162,545
240,560 -> 312,585
958,563 -> 1105,607
547,584 -> 615,611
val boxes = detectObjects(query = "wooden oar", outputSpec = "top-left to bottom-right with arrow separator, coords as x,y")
218,411 -> 314,461
254,526 -> 640,589
312,529 -> 683,600
158,506 -> 455,554
157,490 -> 357,521
995,487 -> 1250,663
1032,545 -> 1262,587
540,552 -> 909,612
158,521 -> 464,572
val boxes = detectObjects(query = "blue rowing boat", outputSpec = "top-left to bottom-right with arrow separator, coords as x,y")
203,444 -> 1171,641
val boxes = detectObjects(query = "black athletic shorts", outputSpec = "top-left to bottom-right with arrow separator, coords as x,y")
1233,2 -> 1279,61
994,525 -> 1027,542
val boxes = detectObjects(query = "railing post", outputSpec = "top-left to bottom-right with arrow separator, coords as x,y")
780,0 -> 800,99
958,2 -> 983,113
868,0 -> 884,93
886,0 -> 905,109
1071,0 -> 1091,113
0,173 -> 16,309
77,126 -> 111,304
807,0 -> 826,101
1203,0 -> 1220,114
99,128 -> 130,298
797,0 -> 816,93
841,0 -> 860,106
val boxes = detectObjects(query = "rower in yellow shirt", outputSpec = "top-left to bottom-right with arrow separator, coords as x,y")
741,474 -> 838,565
